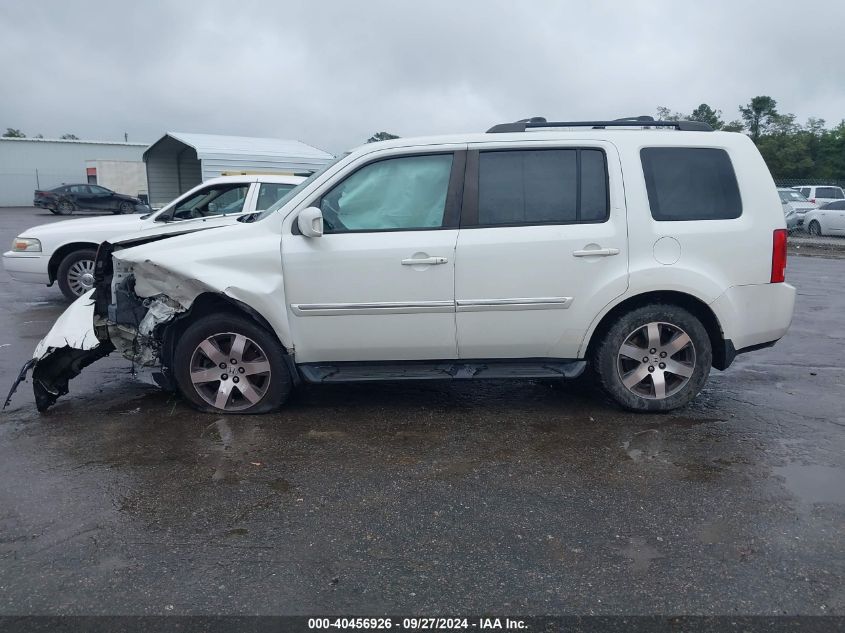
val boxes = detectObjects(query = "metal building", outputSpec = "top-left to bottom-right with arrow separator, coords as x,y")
0,137 -> 147,206
143,132 -> 334,208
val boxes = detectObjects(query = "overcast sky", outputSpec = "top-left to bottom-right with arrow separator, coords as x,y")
1,0 -> 843,154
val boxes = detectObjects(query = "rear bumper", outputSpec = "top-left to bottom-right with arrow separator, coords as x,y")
3,252 -> 50,285
710,282 -> 796,365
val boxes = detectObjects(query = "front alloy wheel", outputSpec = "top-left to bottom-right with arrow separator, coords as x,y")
173,314 -> 291,414
190,332 -> 272,411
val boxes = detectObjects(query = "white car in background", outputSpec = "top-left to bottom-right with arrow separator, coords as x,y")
3,175 -> 304,300
777,187 -> 816,228
804,200 -> 845,237
793,185 -> 845,207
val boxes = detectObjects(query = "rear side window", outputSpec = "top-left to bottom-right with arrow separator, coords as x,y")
476,148 -> 608,226
641,148 -> 742,221
816,187 -> 844,199
823,200 -> 845,210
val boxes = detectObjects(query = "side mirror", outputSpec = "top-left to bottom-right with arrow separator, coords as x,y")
297,206 -> 324,237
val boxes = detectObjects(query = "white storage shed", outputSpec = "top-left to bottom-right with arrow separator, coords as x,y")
143,132 -> 334,207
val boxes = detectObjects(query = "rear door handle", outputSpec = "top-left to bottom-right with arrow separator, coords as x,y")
572,247 -> 620,257
401,256 -> 448,265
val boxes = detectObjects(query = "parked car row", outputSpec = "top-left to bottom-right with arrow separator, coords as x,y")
777,185 -> 845,236
6,175 -> 304,299
5,117 -> 796,416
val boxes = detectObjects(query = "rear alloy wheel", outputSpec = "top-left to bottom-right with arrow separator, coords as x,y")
593,304 -> 712,412
117,201 -> 134,214
56,199 -> 75,215
173,314 -> 291,414
56,248 -> 98,300
808,220 -> 823,237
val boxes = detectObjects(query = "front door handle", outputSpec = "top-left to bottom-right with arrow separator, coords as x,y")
572,247 -> 620,258
402,256 -> 448,265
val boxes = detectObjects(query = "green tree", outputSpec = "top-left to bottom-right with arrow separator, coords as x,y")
655,106 -> 682,121
689,103 -> 724,129
60,133 -> 79,140
739,96 -> 778,142
722,120 -> 745,132
366,131 -> 399,143
2,128 -> 25,138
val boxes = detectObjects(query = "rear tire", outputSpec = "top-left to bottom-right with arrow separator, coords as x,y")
808,220 -> 823,237
592,303 -> 712,412
117,201 -> 134,214
56,199 -> 75,215
173,313 -> 291,414
56,248 -> 98,300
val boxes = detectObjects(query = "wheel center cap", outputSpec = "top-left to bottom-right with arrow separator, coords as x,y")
81,273 -> 94,287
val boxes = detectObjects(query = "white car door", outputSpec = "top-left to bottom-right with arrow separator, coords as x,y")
282,149 -> 465,362
454,142 -> 628,359
826,201 -> 845,233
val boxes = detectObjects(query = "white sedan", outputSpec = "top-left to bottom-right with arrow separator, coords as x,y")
4,174 -> 303,300
804,200 -> 845,237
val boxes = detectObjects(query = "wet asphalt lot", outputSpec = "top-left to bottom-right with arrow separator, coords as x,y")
0,207 -> 843,616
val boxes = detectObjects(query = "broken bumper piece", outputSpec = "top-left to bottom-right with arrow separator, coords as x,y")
4,290 -> 114,412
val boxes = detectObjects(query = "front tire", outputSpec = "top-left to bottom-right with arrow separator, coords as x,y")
173,314 -> 291,414
593,304 -> 712,412
56,249 -> 98,300
807,220 -> 823,237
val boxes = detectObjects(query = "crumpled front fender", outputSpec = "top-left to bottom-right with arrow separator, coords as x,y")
4,290 -> 114,412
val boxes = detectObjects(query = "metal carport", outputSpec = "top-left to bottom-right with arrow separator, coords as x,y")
143,132 -> 333,208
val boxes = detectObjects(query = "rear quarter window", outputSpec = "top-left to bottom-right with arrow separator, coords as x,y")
641,147 -> 742,221
816,187 -> 844,199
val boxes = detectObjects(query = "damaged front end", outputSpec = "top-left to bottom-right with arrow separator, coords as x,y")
5,290 -> 114,411
6,237 -> 192,412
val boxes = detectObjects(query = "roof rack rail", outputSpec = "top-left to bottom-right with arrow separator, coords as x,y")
486,116 -> 713,133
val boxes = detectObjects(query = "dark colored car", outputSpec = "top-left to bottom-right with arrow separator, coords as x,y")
33,184 -> 143,215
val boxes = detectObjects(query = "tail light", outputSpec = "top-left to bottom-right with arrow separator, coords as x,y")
809,198 -> 816,203
771,229 -> 787,283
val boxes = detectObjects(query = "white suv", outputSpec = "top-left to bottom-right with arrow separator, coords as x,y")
793,185 -> 845,207
14,117 -> 796,414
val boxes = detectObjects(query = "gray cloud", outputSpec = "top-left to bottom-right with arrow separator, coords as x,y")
1,0 -> 843,154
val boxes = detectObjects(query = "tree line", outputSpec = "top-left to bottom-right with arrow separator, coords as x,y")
656,96 -> 845,182
3,128 -> 78,140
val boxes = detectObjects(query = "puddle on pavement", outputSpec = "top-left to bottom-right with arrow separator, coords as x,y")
618,536 -> 664,573
774,463 -> 845,505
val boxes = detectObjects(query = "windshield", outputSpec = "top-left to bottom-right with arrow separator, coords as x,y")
155,183 -> 250,222
254,155 -> 345,221
779,190 -> 808,203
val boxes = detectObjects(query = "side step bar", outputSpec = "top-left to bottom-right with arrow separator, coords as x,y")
297,359 -> 586,383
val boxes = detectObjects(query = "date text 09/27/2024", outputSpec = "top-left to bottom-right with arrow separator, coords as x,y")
307,618 -> 527,630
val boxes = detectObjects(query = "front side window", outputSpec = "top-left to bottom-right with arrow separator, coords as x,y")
823,200 -> 845,210
476,148 -> 609,226
816,187 -> 844,200
90,185 -> 110,194
641,147 -> 742,221
256,183 -> 295,211
319,154 -> 453,233
168,184 -> 250,221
